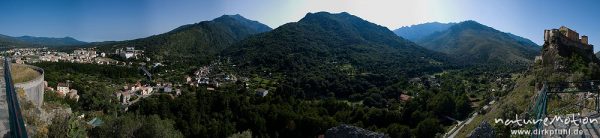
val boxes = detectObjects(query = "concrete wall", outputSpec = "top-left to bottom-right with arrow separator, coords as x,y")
13,64 -> 44,107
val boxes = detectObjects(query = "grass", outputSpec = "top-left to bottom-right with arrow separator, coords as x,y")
11,65 -> 41,83
455,73 -> 535,137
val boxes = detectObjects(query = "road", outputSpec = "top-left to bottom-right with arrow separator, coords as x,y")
446,100 -> 496,138
446,112 -> 478,138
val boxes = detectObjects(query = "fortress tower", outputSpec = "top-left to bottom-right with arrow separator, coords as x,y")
582,35 -> 589,45
540,26 -> 598,70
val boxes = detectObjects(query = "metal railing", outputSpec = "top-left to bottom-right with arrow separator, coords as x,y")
530,81 -> 600,138
3,57 -> 28,138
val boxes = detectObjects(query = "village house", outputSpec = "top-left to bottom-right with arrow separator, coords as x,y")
163,84 -> 173,93
68,89 -> 80,101
399,94 -> 412,102
256,88 -> 269,97
117,47 -> 143,59
176,89 -> 182,96
56,82 -> 70,96
115,92 -> 132,104
186,76 -> 192,83
140,86 -> 154,96
121,92 -> 132,104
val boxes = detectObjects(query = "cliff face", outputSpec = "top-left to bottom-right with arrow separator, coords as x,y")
540,29 -> 599,71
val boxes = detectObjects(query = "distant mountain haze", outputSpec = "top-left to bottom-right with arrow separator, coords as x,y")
393,22 -> 456,41
396,20 -> 540,64
14,36 -> 86,45
0,34 -> 86,48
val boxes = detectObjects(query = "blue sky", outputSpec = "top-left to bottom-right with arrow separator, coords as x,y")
1,0 -> 599,51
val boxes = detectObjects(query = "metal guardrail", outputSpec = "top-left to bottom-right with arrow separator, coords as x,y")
531,81 -> 600,138
3,57 -> 28,138
531,84 -> 547,138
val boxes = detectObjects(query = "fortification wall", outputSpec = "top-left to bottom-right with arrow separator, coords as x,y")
542,29 -> 599,70
13,64 -> 44,107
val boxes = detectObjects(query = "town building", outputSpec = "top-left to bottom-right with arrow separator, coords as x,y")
256,88 -> 269,97
68,89 -> 80,101
117,47 -> 143,59
56,82 -> 70,96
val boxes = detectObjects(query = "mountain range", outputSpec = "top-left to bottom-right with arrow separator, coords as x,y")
223,12 -> 451,98
0,34 -> 86,48
393,22 -> 456,41
3,12 -> 543,70
225,12 -> 448,73
91,14 -> 271,65
395,21 -> 540,64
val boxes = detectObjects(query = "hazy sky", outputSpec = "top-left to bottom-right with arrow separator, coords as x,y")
1,0 -> 599,51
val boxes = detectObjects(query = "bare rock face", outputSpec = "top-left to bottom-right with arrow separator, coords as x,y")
467,121 -> 495,138
325,124 -> 387,138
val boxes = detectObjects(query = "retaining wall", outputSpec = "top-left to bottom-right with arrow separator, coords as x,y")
13,64 -> 44,107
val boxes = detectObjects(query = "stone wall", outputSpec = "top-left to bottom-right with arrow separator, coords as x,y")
560,26 -> 580,42
13,64 -> 44,107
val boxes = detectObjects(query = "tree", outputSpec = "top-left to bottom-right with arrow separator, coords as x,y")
68,117 -> 88,138
427,92 -> 455,116
227,129 -> 252,138
455,94 -> 473,119
413,118 -> 442,138
48,115 -> 69,138
386,123 -> 411,138
135,115 -> 184,138
48,114 -> 87,138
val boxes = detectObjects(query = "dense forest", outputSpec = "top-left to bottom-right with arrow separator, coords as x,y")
31,60 -> 525,137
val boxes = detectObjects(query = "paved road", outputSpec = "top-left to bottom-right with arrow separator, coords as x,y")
0,60 -> 9,137
447,112 -> 478,138
446,100 -> 495,138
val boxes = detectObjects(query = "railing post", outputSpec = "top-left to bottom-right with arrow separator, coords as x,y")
3,57 -> 28,138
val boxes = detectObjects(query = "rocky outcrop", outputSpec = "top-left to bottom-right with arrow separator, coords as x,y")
325,124 -> 387,138
467,121 -> 495,138
540,27 -> 599,71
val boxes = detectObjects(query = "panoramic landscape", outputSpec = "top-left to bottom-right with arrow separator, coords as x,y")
1,0 -> 600,138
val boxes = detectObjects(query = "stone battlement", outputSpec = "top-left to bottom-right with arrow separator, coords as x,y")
540,26 -> 599,70
545,26 -> 590,45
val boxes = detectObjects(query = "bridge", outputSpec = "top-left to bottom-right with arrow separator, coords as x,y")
531,81 -> 600,138
0,57 -> 28,138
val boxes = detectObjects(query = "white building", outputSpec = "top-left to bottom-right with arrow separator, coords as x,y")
56,83 -> 70,96
118,47 -> 141,59
120,52 -> 134,59
256,88 -> 269,97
